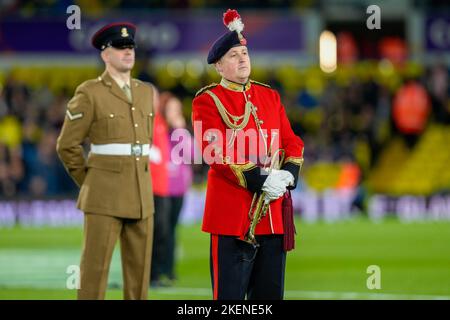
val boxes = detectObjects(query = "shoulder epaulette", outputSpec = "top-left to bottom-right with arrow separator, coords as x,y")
250,80 -> 271,88
133,79 -> 154,88
195,83 -> 218,97
76,78 -> 101,91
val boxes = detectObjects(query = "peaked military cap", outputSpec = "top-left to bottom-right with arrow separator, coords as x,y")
92,22 -> 137,51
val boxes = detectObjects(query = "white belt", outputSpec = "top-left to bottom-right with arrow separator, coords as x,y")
90,143 -> 150,156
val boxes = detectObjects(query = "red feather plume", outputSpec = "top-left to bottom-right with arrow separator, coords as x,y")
223,9 -> 240,27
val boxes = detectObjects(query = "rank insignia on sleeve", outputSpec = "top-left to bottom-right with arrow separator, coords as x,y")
66,110 -> 84,121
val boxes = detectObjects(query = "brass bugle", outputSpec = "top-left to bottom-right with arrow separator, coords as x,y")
243,149 -> 285,246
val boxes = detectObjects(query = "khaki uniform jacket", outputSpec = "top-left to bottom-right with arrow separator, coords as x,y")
56,71 -> 155,219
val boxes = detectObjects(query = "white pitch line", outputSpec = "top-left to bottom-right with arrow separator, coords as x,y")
1,285 -> 449,300
150,287 -> 450,300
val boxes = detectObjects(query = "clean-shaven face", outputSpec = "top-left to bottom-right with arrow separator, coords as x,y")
215,46 -> 251,84
101,46 -> 135,72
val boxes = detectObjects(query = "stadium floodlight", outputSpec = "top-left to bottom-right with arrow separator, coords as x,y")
319,30 -> 337,73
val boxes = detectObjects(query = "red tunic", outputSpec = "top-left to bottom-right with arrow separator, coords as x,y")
192,79 -> 304,237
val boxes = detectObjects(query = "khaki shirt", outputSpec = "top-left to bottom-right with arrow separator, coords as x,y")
56,71 -> 155,219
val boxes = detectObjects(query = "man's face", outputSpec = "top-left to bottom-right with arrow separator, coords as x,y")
216,46 -> 251,83
101,46 -> 135,72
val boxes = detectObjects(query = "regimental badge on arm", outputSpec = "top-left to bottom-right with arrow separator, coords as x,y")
66,109 -> 84,121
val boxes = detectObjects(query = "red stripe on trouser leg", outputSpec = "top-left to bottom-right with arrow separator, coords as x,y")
212,234 -> 219,300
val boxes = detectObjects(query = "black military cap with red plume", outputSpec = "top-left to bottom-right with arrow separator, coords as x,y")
207,9 -> 247,64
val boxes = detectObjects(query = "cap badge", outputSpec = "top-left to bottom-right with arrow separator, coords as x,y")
238,32 -> 247,45
121,27 -> 129,37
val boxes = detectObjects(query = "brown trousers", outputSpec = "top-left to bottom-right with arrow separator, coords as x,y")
77,213 -> 154,300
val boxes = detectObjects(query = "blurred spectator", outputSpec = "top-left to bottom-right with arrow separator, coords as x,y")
149,89 -> 195,287
392,79 -> 431,148
137,51 -> 157,85
427,63 -> 450,124
0,143 -> 23,197
4,75 -> 30,122
0,82 -> 24,197
21,127 -> 75,196
45,92 -> 68,130
148,86 -> 172,287
159,91 -> 194,284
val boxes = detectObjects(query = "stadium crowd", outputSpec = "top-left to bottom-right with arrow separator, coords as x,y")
0,60 -> 448,199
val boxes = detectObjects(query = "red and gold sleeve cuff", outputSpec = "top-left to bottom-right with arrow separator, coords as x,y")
281,156 -> 304,190
230,163 -> 268,194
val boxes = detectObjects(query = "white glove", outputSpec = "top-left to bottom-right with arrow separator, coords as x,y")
261,171 -> 287,201
261,169 -> 295,201
272,169 -> 295,187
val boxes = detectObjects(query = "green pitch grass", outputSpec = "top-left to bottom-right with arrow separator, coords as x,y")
0,218 -> 449,300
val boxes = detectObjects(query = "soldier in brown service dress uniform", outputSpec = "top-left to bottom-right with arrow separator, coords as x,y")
56,22 -> 155,300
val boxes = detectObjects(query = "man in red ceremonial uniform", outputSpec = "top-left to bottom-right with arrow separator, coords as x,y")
192,9 -> 304,300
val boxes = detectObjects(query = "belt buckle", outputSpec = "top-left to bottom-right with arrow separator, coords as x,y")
131,144 -> 143,156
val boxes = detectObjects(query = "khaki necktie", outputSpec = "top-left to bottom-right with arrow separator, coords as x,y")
122,84 -> 132,102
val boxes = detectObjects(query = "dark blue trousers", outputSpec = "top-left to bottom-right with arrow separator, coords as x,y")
209,234 -> 286,300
